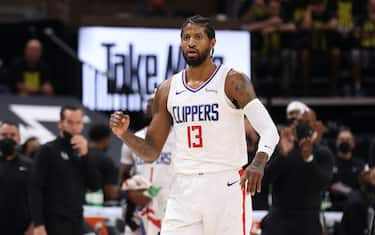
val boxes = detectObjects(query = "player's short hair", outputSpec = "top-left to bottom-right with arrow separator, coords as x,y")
88,123 -> 111,142
181,15 -> 215,40
60,104 -> 84,121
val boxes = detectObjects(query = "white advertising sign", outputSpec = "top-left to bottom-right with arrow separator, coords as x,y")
78,27 -> 251,111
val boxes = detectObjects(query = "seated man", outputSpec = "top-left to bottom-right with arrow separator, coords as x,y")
6,39 -> 54,96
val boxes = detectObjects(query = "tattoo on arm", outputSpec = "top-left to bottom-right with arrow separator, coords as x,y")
227,72 -> 255,109
250,152 -> 268,169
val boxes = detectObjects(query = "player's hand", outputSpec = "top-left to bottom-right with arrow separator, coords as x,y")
71,135 -> 88,156
298,137 -> 313,161
312,120 -> 324,144
279,127 -> 295,157
127,190 -> 152,206
33,225 -> 47,235
110,111 -> 130,139
241,152 -> 268,195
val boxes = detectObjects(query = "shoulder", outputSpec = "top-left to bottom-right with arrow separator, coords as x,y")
18,154 -> 33,164
157,78 -> 172,95
314,144 -> 334,157
352,157 -> 366,167
16,154 -> 33,169
35,139 -> 58,157
154,78 -> 173,115
225,69 -> 251,84
42,139 -> 59,150
224,68 -> 255,108
88,148 -> 103,159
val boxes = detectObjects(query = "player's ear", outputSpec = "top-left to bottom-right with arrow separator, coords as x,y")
210,38 -> 216,48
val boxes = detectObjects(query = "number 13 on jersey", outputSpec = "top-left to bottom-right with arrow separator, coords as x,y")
187,125 -> 203,148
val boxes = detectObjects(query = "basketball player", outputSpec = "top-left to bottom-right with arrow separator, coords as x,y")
110,15 -> 279,235
120,94 -> 175,235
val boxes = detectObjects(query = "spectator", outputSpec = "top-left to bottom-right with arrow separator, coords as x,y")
301,0 -> 339,95
242,0 -> 297,96
340,166 -> 375,235
0,121 -> 33,235
30,105 -> 101,235
261,110 -> 334,235
352,0 -> 375,96
6,38 -> 54,96
21,136 -> 41,159
86,123 -> 119,204
331,0 -> 366,96
329,129 -> 365,210
238,0 -> 268,24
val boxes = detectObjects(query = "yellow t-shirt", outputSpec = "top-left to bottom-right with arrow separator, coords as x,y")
23,71 -> 41,90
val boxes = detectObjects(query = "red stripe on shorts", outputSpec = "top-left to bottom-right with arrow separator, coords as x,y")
239,169 -> 246,235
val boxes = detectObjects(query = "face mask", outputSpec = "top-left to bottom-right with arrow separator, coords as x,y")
338,142 -> 352,154
0,138 -> 17,157
61,131 -> 73,144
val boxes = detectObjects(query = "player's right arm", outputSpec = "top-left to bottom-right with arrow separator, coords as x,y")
110,79 -> 172,163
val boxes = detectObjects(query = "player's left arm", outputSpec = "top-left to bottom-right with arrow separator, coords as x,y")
225,70 -> 280,195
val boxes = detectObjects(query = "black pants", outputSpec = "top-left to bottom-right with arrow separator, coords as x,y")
261,210 -> 322,235
45,216 -> 83,235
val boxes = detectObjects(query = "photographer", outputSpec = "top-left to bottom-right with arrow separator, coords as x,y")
0,121 -> 33,235
261,111 -> 334,235
30,105 -> 101,235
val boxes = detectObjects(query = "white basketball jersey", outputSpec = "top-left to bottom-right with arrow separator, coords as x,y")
167,65 -> 247,174
121,128 -> 175,234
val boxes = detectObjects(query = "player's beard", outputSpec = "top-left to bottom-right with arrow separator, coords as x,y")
183,47 -> 211,67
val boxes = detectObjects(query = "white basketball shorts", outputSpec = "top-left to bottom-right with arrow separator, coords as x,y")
161,169 -> 252,235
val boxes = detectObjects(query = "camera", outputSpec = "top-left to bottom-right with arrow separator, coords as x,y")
295,122 -> 313,141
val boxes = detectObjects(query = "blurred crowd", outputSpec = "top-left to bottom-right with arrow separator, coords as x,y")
1,0 -> 375,98
239,0 -> 375,97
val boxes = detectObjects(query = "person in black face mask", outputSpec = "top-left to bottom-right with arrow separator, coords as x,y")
0,121 -> 33,235
329,129 -> 365,211
30,105 -> 101,235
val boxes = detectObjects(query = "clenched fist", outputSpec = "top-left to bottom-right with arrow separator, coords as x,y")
109,111 -> 130,139
71,135 -> 88,156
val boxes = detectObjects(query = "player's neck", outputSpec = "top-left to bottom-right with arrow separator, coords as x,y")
185,60 -> 216,85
